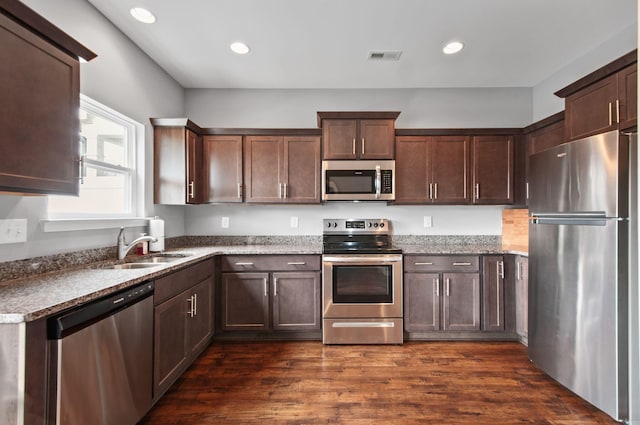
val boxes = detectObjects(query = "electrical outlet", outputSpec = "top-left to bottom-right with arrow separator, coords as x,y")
423,216 -> 433,228
0,219 -> 27,244
221,217 -> 229,228
290,216 -> 299,228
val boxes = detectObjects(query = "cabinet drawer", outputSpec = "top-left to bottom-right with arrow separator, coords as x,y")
221,255 -> 320,272
155,258 -> 214,305
404,255 -> 479,272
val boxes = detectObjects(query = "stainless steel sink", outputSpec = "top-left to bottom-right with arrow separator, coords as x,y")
128,255 -> 189,264
107,263 -> 162,269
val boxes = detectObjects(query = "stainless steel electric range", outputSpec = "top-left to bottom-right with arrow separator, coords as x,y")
322,218 -> 403,344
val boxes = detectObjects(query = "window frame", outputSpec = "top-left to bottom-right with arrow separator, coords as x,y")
47,95 -> 142,219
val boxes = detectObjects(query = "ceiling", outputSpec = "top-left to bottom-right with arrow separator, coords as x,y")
87,0 -> 637,90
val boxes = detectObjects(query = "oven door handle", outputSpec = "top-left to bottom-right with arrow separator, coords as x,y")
323,256 -> 402,263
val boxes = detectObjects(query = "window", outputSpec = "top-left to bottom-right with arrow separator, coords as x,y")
48,96 -> 142,218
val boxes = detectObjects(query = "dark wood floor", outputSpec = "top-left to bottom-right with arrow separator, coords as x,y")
140,341 -> 617,425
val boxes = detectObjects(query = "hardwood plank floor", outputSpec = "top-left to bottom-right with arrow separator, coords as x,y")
140,341 -> 617,425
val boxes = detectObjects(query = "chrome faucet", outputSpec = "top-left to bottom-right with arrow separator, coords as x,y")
117,227 -> 158,260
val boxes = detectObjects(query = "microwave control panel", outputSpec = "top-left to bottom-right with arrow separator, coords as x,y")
381,170 -> 393,194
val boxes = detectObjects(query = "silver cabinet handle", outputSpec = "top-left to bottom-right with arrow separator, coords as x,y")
414,262 -> 433,265
189,181 -> 195,199
235,262 -> 254,266
445,278 -> 450,297
475,183 -> 480,200
237,183 -> 242,199
352,138 -> 356,155
434,183 -> 438,200
526,182 -> 529,200
188,295 -> 195,318
609,102 -> 613,126
274,278 -> 278,297
616,99 -> 620,123
264,278 -> 268,297
287,262 -> 306,265
283,182 -> 287,199
362,137 -> 365,155
279,182 -> 283,198
516,261 -> 521,281
499,260 -> 505,279
434,277 -> 439,297
193,293 -> 198,316
428,183 -> 433,200
452,262 -> 472,266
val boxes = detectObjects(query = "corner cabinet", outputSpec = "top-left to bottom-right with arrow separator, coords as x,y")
153,259 -> 214,400
152,120 -> 203,205
318,112 -> 400,160
556,50 -> 637,141
203,135 -> 243,203
395,135 -> 470,204
481,256 -> 506,332
0,2 -> 96,195
471,135 -> 514,204
220,255 -> 321,334
244,135 -> 321,203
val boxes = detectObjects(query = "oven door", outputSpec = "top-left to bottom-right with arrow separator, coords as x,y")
322,254 -> 403,318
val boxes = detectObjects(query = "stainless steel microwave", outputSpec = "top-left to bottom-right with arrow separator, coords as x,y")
322,160 -> 395,201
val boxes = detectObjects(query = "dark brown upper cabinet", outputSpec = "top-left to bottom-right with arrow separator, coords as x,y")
0,1 -> 96,195
244,135 -> 321,204
556,50 -> 637,142
317,112 -> 400,160
471,135 -> 514,205
395,135 -> 470,204
202,135 -> 243,203
152,119 -> 203,205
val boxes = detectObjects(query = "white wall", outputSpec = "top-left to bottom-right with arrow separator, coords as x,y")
532,23 -> 638,121
186,87 -> 532,129
0,0 -> 185,262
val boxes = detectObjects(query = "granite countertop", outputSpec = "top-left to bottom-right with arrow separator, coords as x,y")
0,244 -> 322,324
0,240 -> 527,324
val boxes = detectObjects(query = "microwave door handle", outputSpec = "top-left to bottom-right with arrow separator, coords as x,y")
375,166 -> 381,199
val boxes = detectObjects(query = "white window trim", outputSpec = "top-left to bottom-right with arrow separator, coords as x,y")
43,95 -> 148,232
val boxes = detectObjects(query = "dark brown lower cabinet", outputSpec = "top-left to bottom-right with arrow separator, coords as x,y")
153,259 -> 214,400
220,255 -> 321,334
404,255 -> 481,334
482,256 -> 505,332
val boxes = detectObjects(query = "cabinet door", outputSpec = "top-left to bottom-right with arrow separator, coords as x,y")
154,292 -> 189,397
528,120 -> 565,156
272,272 -> 321,331
482,256 -> 505,332
186,129 -> 202,204
322,119 -> 357,159
515,256 -> 529,339
404,272 -> 441,332
0,14 -> 80,195
283,136 -> 321,203
188,277 -> 214,356
244,136 -> 284,202
565,73 -> 618,141
442,273 -> 480,331
618,64 -> 637,130
203,135 -> 243,203
395,136 -> 429,204
359,119 -> 395,159
472,136 -> 514,204
430,136 -> 470,204
221,272 -> 270,331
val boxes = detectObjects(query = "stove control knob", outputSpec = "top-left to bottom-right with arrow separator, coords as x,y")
380,222 -> 385,228
367,222 -> 373,227
374,222 -> 379,228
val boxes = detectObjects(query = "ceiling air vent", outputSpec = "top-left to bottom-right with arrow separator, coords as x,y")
368,51 -> 402,61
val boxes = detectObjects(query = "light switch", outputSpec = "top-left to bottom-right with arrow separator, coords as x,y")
0,219 -> 27,244
423,216 -> 433,228
221,217 -> 229,228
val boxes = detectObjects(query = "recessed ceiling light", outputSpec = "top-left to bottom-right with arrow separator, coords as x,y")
443,41 -> 464,55
130,7 -> 156,24
230,42 -> 250,55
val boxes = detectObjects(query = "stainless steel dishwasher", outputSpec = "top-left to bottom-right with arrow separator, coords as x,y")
47,281 -> 154,425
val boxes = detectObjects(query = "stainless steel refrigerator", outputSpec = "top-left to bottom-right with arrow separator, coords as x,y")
529,129 -> 639,423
